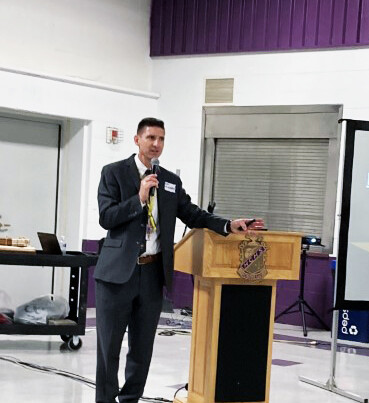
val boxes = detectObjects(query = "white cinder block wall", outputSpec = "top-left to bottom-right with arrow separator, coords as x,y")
0,0 -> 152,91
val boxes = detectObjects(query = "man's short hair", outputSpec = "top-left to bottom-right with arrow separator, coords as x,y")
137,117 -> 165,134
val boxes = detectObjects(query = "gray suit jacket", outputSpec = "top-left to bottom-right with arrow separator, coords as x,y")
94,154 -> 228,290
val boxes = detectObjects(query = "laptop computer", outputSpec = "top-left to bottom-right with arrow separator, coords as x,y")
37,232 -> 62,255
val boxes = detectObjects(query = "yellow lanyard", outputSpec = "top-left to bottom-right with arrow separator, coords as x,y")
147,191 -> 157,232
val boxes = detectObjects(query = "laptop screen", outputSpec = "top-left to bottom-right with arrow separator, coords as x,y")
37,232 -> 62,255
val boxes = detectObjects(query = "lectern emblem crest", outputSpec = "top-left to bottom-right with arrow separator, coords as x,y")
238,236 -> 268,280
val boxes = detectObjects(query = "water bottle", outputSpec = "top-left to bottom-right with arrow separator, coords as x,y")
59,235 -> 67,255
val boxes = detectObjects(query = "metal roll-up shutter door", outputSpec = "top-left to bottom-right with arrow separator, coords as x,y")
212,138 -> 329,236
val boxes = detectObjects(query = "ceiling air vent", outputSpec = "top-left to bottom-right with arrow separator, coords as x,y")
205,78 -> 234,104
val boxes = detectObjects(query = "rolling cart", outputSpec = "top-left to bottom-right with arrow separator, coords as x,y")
0,251 -> 98,350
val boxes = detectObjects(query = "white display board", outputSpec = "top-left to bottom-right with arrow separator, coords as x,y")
345,131 -> 369,301
336,122 -> 369,309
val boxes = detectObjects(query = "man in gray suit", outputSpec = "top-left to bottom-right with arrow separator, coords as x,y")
94,117 -> 264,403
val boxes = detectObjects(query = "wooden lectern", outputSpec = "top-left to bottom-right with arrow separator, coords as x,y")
173,229 -> 302,403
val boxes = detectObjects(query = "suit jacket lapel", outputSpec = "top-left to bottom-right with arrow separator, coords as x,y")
127,155 -> 140,191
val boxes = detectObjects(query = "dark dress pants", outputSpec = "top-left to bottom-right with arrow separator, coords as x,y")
95,261 -> 163,403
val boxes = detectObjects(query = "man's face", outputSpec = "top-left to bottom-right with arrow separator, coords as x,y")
134,126 -> 165,166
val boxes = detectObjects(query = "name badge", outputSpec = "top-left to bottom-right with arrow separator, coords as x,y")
165,182 -> 176,193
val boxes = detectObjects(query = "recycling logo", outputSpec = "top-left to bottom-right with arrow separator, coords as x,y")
349,325 -> 358,335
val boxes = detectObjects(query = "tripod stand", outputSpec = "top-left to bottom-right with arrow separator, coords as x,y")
275,244 -> 330,336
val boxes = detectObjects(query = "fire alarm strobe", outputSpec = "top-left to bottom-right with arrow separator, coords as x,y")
106,127 -> 124,144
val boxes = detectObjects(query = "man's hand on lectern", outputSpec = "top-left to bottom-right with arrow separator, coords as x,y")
230,218 -> 265,234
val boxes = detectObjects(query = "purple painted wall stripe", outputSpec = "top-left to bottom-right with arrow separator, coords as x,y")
362,0 -> 369,42
150,0 -> 369,56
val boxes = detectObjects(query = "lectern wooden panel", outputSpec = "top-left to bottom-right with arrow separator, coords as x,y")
173,229 -> 302,403
174,230 -> 301,280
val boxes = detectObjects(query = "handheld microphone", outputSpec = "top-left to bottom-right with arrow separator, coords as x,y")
150,158 -> 160,197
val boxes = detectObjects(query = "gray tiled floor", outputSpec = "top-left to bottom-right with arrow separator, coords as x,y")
0,310 -> 368,403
